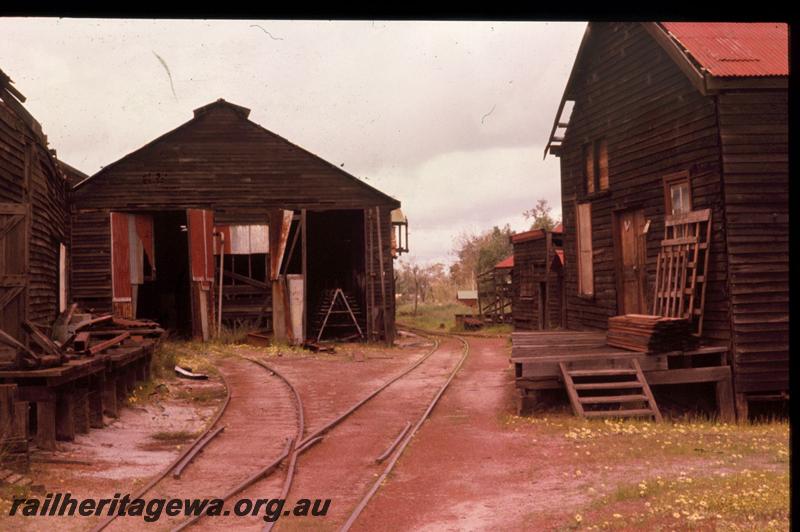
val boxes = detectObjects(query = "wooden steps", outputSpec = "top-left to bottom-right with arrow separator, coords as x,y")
559,359 -> 663,421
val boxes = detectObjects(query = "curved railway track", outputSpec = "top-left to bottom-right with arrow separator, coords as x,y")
92,329 -> 469,532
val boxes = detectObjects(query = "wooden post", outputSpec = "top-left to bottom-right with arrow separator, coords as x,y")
103,376 -> 118,418
55,389 -> 75,441
89,374 -> 105,428
125,366 -> 137,394
375,207 -> 390,344
35,401 -> 56,450
301,209 -> 307,343
735,393 -> 749,423
73,388 -> 90,435
715,373 -> 736,423
136,358 -> 147,381
363,208 -> 373,341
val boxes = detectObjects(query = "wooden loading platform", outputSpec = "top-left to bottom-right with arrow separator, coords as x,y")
0,338 -> 155,456
512,331 -> 735,422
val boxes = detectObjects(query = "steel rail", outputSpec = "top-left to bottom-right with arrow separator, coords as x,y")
171,339 -> 439,532
340,331 -> 471,531
241,358 -> 307,532
374,421 -> 412,464
170,356 -> 306,532
90,368 -> 233,532
172,331 -> 442,531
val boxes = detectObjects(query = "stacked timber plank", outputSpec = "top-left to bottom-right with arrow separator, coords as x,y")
0,304 -> 165,371
606,314 -> 695,353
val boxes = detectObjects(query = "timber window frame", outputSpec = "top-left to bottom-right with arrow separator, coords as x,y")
582,138 -> 609,195
663,171 -> 692,216
575,202 -> 594,297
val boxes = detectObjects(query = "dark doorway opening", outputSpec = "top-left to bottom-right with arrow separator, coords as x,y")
306,210 -> 366,340
136,211 -> 192,336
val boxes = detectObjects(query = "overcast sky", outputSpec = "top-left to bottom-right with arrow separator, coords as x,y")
0,18 -> 586,265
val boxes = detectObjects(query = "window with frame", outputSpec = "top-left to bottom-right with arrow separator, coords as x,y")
663,171 -> 692,216
576,203 -> 594,296
583,138 -> 609,194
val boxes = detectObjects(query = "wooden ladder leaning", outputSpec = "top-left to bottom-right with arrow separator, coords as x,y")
559,359 -> 663,421
315,288 -> 364,342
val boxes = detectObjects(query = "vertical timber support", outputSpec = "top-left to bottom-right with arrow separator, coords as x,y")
375,207 -> 390,345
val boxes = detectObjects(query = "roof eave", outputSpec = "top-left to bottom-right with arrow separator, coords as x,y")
645,22 -> 789,95
642,22 -> 709,95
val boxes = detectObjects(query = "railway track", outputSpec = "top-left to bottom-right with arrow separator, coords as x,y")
206,328 -> 470,531
92,329 -> 469,531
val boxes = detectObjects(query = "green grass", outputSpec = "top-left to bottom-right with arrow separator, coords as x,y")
503,413 -> 789,465
580,469 -> 789,530
149,430 -> 197,443
503,412 -> 789,530
397,302 -> 512,335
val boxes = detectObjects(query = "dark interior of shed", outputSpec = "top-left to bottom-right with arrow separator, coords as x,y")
306,209 -> 367,340
136,211 -> 192,336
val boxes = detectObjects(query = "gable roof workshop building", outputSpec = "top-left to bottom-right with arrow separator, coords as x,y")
70,99 -> 402,343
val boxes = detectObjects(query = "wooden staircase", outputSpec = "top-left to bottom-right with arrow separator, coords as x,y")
559,359 -> 663,421
311,288 -> 364,342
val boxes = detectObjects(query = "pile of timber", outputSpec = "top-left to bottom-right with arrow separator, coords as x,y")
606,314 -> 695,353
0,304 -> 165,371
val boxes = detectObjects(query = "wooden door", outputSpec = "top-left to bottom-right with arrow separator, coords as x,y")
614,208 -> 647,315
537,281 -> 547,330
187,209 -> 215,340
0,204 -> 28,363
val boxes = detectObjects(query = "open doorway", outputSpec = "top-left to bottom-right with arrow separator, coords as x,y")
306,209 -> 366,340
136,211 -> 192,336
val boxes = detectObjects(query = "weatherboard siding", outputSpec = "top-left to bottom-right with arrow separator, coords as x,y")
558,23 -> 730,346
718,90 -> 789,394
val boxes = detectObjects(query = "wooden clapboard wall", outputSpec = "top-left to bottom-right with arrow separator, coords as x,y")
556,23 -> 730,346
0,93 -> 69,333
718,91 -> 788,394
70,101 -> 399,342
511,232 -> 563,331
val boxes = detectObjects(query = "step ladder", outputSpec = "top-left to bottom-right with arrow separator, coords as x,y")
312,288 -> 364,342
559,359 -> 662,421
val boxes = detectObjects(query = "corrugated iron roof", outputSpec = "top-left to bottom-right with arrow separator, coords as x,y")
495,255 -> 514,270
660,22 -> 788,77
511,224 -> 561,244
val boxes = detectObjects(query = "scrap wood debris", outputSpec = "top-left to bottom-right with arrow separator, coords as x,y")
0,302 -> 165,371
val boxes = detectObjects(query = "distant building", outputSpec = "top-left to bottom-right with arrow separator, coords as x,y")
456,290 -> 478,308
510,224 -> 564,330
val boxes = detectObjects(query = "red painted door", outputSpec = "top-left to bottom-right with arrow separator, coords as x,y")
187,209 -> 215,340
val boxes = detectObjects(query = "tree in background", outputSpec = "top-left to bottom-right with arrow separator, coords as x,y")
396,260 -> 454,314
524,198 -> 559,231
450,225 -> 513,288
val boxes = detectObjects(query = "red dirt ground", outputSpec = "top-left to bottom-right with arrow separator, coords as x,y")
1,334 -> 786,531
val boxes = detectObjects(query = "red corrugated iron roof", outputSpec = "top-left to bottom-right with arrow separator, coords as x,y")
511,223 -> 562,244
511,229 -> 544,244
495,255 -> 514,270
660,22 -> 788,77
